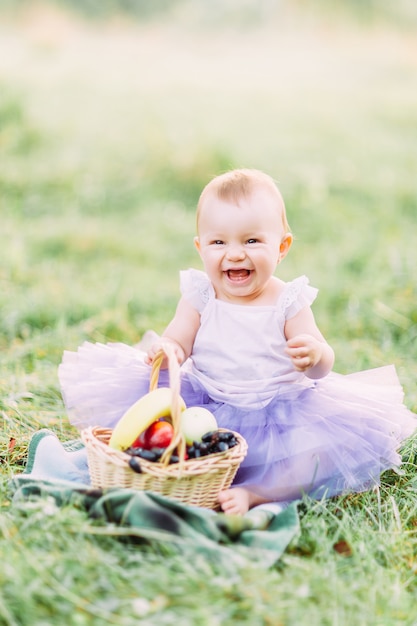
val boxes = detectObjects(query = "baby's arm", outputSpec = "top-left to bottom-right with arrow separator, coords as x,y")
284,306 -> 335,379
146,296 -> 201,366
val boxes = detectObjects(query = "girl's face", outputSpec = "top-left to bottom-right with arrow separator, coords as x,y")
194,187 -> 292,303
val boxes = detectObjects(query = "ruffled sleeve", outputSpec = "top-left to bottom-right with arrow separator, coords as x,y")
179,268 -> 214,313
279,275 -> 318,320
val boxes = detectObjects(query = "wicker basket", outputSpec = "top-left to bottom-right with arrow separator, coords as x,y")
81,343 -> 248,510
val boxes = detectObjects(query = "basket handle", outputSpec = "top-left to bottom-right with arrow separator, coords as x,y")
149,342 -> 187,468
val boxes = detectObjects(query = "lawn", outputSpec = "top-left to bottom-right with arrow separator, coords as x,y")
1,1 -> 417,624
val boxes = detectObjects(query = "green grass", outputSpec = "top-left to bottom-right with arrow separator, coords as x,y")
1,2 -> 417,624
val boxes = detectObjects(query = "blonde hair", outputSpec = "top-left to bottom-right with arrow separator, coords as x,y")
196,168 -> 291,233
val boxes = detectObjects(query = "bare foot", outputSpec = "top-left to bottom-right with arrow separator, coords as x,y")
218,487 -> 269,516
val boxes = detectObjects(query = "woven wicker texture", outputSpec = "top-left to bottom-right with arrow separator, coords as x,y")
81,343 -> 248,509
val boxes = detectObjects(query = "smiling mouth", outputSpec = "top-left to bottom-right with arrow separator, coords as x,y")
226,269 -> 251,282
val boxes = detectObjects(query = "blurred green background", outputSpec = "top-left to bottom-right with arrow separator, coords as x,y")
1,0 -> 416,425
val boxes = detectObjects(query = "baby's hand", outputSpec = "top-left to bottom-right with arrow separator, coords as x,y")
285,334 -> 324,373
145,337 -> 185,367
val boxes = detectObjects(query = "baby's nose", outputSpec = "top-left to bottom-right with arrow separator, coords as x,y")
226,244 -> 245,260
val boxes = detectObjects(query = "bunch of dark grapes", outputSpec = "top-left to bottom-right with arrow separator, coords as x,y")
187,430 -> 238,458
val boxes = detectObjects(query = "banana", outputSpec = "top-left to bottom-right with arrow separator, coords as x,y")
108,387 -> 186,451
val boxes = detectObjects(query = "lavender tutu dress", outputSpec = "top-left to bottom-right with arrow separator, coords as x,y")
58,270 -> 417,502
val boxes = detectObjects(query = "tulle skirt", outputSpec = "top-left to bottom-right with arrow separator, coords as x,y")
58,341 -> 417,502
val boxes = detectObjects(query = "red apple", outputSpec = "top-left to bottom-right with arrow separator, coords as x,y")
131,420 -> 174,450
146,421 -> 174,449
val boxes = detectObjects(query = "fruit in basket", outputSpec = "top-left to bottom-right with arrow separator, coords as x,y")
125,428 -> 239,463
132,420 -> 174,450
108,387 -> 186,451
180,406 -> 218,445
187,430 -> 239,458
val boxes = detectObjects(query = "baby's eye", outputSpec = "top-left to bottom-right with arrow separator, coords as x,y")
212,240 -> 224,245
246,238 -> 258,244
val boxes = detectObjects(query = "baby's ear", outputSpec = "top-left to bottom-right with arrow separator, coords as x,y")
278,233 -> 293,262
194,236 -> 201,253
